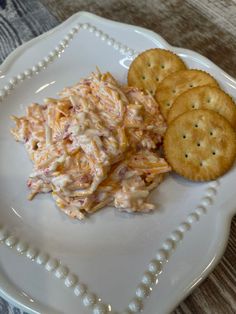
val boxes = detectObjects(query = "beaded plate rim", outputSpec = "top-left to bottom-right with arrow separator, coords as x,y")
0,11 -> 236,314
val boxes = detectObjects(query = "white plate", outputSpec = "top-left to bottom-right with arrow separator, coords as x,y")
0,11 -> 236,314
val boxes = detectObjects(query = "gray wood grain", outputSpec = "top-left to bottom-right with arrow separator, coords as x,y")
41,0 -> 236,78
0,0 -> 58,64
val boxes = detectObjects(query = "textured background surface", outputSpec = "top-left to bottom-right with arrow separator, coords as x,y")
0,0 -> 236,313
41,0 -> 236,78
0,0 -> 57,63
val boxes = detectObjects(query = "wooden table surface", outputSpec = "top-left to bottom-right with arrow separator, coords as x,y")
40,1 -> 236,313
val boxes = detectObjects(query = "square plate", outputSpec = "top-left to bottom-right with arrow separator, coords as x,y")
0,12 -> 236,314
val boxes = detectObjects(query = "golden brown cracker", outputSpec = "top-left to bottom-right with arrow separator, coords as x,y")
155,69 -> 219,119
163,109 -> 236,181
168,86 -> 236,127
127,48 -> 187,96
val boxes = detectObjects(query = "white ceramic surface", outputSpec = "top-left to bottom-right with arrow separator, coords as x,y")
0,11 -> 236,314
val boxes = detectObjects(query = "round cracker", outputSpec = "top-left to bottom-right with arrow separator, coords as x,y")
155,69 -> 219,119
164,109 -> 236,181
127,48 -> 187,96
168,86 -> 236,127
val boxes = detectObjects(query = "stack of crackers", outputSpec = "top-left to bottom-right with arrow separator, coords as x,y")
128,48 -> 236,181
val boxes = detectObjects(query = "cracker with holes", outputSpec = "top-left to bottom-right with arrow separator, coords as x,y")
164,109 -> 236,181
168,86 -> 236,127
155,69 -> 218,119
127,48 -> 187,96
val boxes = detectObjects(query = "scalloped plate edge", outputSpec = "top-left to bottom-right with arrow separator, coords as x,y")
0,11 -> 236,314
